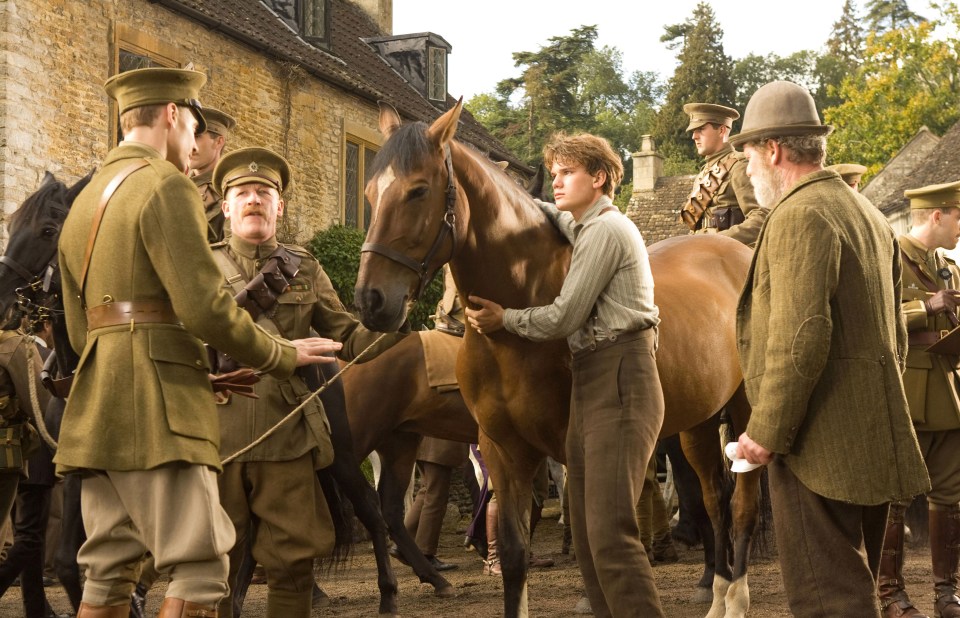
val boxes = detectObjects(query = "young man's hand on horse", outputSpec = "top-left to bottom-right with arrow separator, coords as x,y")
465,295 -> 504,334
737,432 -> 774,465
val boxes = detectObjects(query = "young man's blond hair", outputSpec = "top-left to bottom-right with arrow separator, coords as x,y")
543,133 -> 624,198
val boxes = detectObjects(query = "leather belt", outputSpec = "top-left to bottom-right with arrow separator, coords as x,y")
572,328 -> 653,360
86,300 -> 179,331
909,330 -> 946,347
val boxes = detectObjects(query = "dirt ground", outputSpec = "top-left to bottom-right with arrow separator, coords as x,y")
0,498 -> 940,617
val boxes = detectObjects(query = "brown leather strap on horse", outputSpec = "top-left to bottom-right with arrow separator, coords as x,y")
79,159 -> 151,308
85,299 -> 178,330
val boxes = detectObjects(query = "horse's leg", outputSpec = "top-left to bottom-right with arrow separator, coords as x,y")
720,385 -> 759,618
481,432 -> 536,618
680,415 -> 734,618
663,433 -> 716,603
375,433 -> 456,598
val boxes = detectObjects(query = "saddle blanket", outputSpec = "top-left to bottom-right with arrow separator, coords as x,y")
418,329 -> 461,392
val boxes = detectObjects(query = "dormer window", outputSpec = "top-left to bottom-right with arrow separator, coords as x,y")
427,46 -> 446,102
262,0 -> 327,46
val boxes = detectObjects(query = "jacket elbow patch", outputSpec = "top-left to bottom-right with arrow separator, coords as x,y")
792,315 -> 831,379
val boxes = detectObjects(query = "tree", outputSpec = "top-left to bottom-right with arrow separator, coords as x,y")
815,0 -> 865,109
466,27 -> 660,167
865,0 -> 926,33
824,12 -> 960,174
653,2 -> 736,163
732,51 -> 818,111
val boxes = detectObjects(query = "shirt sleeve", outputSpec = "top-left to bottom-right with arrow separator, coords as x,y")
534,200 -> 576,244
503,220 -> 622,341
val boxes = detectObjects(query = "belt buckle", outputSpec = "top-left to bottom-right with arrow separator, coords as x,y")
942,330 -> 951,340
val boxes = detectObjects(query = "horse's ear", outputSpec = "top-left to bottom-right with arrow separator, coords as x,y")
426,98 -> 463,149
378,101 -> 402,138
526,162 -> 547,200
41,171 -> 57,187
494,161 -> 509,170
65,170 -> 95,203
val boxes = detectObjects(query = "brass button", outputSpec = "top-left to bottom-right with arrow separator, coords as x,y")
102,295 -> 113,303
879,355 -> 886,366
195,360 -> 203,367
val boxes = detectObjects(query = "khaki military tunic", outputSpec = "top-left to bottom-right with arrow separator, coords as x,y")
899,234 -> 960,432
192,169 -> 227,243
213,235 -> 406,462
56,142 -> 296,474
687,144 -> 767,247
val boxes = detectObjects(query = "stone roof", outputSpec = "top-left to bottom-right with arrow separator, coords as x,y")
869,122 -> 960,215
627,175 -> 694,245
155,0 -> 529,172
861,125 -> 941,214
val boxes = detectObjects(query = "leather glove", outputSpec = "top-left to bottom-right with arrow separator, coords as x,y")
208,368 -> 261,399
924,289 -> 960,316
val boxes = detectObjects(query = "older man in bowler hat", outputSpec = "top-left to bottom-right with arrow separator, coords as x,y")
680,103 -> 767,247
732,81 -> 930,617
190,106 -> 237,243
56,67 -> 340,618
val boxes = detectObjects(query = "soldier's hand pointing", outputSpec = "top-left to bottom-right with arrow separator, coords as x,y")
291,337 -> 342,366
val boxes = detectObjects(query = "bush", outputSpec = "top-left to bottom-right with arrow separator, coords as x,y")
307,225 -> 444,331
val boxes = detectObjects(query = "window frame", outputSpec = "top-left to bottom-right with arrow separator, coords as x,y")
341,120 -> 383,231
427,46 -> 447,103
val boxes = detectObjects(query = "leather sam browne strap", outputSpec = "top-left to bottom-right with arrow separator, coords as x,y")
79,159 -> 151,308
680,155 -> 736,230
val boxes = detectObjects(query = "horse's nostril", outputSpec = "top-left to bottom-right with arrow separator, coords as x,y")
356,287 -> 385,315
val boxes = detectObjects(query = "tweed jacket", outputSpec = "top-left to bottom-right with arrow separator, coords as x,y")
898,234 -> 960,431
56,142 -> 296,473
213,235 -> 405,463
737,169 -> 929,505
691,144 -> 768,247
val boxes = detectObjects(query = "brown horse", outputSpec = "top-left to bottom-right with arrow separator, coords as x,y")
354,100 -> 762,618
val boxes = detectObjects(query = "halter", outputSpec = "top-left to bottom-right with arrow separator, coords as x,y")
360,146 -> 458,301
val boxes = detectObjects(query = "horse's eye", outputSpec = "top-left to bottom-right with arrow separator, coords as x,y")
407,186 -> 428,201
41,227 -> 58,238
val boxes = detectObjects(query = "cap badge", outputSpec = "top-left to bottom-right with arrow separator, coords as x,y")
248,162 -> 259,173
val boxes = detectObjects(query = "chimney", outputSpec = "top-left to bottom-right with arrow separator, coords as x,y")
351,0 -> 393,34
632,135 -> 663,192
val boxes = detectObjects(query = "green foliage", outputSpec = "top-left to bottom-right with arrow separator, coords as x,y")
865,0 -> 926,32
732,51 -> 819,111
307,225 -> 444,331
653,2 -> 736,161
815,0 -> 865,110
613,182 -> 632,211
824,13 -> 960,174
465,25 -> 660,169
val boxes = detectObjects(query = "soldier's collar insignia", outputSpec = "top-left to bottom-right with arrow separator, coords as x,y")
248,162 -> 259,172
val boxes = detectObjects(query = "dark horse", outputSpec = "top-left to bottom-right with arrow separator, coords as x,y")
0,172 -> 468,617
354,101 -> 763,618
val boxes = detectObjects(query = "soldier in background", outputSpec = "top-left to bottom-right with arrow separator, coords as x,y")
879,181 -> 960,618
190,106 -> 236,243
680,103 -> 767,248
827,163 -> 868,192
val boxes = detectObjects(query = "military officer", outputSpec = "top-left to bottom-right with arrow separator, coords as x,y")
190,106 -> 236,243
827,163 -> 868,191
210,147 -> 408,618
878,181 -> 960,618
680,103 -> 768,247
56,68 -> 340,618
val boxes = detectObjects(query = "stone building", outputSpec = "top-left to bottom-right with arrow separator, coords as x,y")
626,136 -> 693,245
0,0 -> 525,244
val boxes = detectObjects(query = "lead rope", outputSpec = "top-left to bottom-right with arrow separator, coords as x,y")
220,331 -> 389,465
21,337 -> 58,450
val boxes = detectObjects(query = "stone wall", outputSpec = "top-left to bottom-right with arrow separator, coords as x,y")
0,0 -> 382,245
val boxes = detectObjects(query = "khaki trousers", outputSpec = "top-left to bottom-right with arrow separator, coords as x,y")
405,460 -> 454,556
769,457 -> 887,618
78,464 -> 234,606
217,453 -> 333,618
916,428 -> 960,506
567,329 -> 665,618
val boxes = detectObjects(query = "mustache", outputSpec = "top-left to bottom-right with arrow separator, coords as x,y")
241,206 -> 266,217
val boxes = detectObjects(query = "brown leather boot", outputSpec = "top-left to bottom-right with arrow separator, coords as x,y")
483,496 -> 501,576
879,503 -> 929,617
931,505 -> 960,618
75,603 -> 129,618
157,597 -> 219,617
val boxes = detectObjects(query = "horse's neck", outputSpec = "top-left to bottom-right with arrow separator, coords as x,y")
449,148 -> 569,307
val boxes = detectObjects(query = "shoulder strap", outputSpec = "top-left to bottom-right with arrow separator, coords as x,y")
904,256 -> 941,294
79,159 -> 151,307
210,248 -> 287,338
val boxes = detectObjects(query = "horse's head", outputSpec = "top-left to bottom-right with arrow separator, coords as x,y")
0,171 -> 92,326
355,100 -> 464,332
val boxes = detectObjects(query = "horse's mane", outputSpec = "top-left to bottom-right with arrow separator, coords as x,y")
369,121 -> 433,177
7,179 -> 66,234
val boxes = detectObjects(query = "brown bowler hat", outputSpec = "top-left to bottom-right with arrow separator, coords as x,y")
683,103 -> 739,132
729,81 -> 832,147
104,67 -> 207,133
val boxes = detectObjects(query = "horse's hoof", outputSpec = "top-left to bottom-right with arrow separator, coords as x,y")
434,583 -> 457,598
692,586 -> 713,604
574,596 -> 593,614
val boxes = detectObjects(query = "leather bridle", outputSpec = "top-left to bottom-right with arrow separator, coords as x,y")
360,146 -> 458,301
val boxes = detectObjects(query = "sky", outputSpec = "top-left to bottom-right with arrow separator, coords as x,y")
392,0 -> 849,101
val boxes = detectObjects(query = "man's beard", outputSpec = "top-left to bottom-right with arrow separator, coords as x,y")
750,155 -> 784,208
